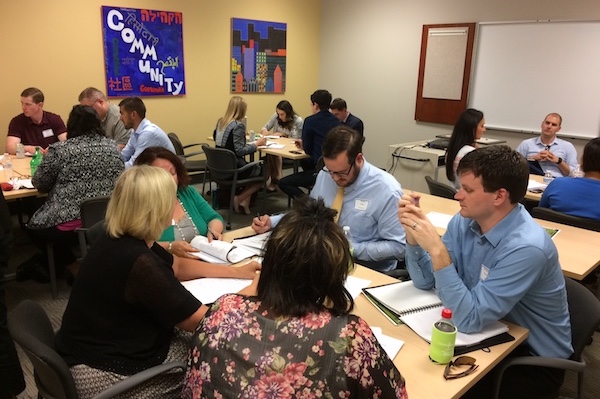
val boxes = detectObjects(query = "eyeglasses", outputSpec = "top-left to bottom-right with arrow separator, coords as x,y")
322,160 -> 355,177
443,356 -> 478,380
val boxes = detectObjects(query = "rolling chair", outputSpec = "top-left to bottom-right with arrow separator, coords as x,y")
76,196 -> 111,259
531,207 -> 600,232
168,132 -> 210,191
424,175 -> 457,200
202,145 -> 266,230
8,299 -> 186,399
492,277 -> 600,399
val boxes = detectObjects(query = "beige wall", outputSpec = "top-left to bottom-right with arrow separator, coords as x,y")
0,0 -> 321,153
320,0 -> 600,168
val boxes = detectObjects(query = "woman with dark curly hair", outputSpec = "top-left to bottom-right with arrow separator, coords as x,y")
183,197 -> 407,399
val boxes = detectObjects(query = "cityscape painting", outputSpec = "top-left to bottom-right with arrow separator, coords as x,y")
231,18 -> 287,93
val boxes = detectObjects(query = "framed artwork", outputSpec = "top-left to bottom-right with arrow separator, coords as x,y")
101,6 -> 186,97
231,18 -> 287,93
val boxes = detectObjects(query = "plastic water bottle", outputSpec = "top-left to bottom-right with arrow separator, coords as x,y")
572,166 -> 584,178
30,147 -> 42,176
429,308 -> 457,364
249,130 -> 256,142
343,226 -> 354,256
16,143 -> 25,159
2,153 -> 13,181
543,170 -> 554,184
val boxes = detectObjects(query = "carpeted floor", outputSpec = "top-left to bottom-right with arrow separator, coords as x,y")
4,185 -> 600,398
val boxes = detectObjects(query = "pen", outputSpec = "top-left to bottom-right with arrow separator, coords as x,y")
207,226 -> 219,240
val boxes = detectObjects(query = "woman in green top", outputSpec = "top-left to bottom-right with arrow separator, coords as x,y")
136,147 -> 225,258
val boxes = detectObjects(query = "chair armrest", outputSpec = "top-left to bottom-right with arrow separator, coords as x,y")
492,356 -> 585,399
182,150 -> 205,158
237,160 -> 264,173
92,361 -> 187,399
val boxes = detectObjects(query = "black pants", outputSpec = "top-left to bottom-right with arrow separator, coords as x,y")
26,226 -> 78,273
462,344 -> 565,399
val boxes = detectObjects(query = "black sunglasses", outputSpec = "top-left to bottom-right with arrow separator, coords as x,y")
443,356 -> 479,380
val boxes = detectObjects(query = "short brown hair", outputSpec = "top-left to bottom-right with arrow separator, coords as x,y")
21,87 -> 44,103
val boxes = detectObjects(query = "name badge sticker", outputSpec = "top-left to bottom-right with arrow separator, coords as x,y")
354,199 -> 369,211
480,264 -> 490,281
42,129 -> 54,138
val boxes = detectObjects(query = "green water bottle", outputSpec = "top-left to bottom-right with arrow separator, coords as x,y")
429,308 -> 457,364
30,146 -> 42,176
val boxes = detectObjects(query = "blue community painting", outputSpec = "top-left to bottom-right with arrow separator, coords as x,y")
102,6 -> 186,97
231,18 -> 287,93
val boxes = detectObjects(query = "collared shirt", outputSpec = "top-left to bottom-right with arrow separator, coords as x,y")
102,103 -> 131,146
8,111 -> 66,149
516,136 -> 578,177
121,118 -> 175,168
272,160 -> 406,272
406,204 -> 572,358
301,110 -> 340,164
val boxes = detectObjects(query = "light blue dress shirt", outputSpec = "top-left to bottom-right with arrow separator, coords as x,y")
121,118 -> 175,168
272,159 -> 406,272
516,136 -> 578,177
406,204 -> 572,358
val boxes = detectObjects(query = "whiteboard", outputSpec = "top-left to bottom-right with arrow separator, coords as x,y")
469,21 -> 600,139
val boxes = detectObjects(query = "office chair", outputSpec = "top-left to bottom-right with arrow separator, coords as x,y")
76,196 -> 111,259
202,145 -> 265,230
8,299 -> 186,399
168,133 -> 210,190
492,278 -> 600,399
424,176 -> 457,200
531,207 -> 600,232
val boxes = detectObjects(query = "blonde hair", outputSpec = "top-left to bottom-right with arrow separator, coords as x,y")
105,165 -> 176,241
217,96 -> 247,130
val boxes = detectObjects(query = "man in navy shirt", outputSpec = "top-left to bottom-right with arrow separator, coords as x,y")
278,89 -> 340,198
330,98 -> 364,137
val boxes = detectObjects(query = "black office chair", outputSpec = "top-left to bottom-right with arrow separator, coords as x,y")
8,299 -> 186,399
492,278 -> 600,399
202,145 -> 266,230
531,207 -> 600,232
168,132 -> 210,190
424,176 -> 457,200
76,196 -> 111,259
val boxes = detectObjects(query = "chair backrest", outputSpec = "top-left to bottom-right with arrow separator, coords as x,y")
80,196 -> 111,228
531,207 -> 600,232
565,278 -> 600,361
201,145 -> 239,182
167,132 -> 185,156
425,175 -> 457,200
8,300 -> 79,399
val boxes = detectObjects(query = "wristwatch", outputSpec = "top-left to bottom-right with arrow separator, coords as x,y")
556,157 -> 563,165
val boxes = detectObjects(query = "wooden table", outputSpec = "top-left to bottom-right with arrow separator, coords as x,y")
525,174 -> 544,201
257,137 -> 310,173
411,191 -> 600,280
222,227 -> 529,399
2,157 -> 39,200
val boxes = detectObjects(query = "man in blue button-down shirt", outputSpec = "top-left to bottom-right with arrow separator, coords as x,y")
118,97 -> 175,168
399,145 -> 572,399
254,126 -> 406,272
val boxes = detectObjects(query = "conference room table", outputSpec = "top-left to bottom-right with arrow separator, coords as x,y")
412,191 -> 600,281
2,157 -> 40,200
222,226 -> 529,399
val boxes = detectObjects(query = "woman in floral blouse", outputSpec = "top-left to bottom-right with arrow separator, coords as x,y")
183,197 -> 408,399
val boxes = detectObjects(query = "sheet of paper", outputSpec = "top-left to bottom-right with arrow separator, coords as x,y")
231,232 -> 271,256
258,142 -> 285,149
527,179 -> 547,191
371,327 -> 404,360
426,211 -> 454,230
345,275 -> 371,299
181,277 -> 252,304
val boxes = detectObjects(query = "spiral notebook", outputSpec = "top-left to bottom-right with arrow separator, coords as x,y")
362,281 -> 510,348
362,281 -> 442,325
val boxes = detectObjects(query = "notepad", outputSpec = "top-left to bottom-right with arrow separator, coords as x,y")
362,280 -> 509,347
189,236 -> 255,264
